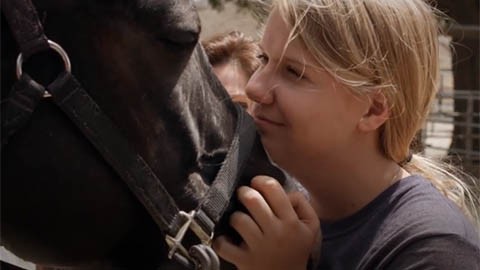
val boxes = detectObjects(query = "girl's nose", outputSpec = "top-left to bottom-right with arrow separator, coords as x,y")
245,68 -> 275,105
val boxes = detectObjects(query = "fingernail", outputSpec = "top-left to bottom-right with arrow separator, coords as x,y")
237,186 -> 249,195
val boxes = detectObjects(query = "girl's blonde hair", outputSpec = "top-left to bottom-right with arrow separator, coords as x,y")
270,0 -> 479,225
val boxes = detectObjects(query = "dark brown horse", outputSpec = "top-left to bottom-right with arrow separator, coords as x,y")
0,0 -> 286,269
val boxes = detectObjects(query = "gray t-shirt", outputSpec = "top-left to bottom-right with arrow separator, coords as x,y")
314,175 -> 480,270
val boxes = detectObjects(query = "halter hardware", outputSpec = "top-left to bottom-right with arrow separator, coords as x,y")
16,39 -> 71,98
166,210 -> 213,261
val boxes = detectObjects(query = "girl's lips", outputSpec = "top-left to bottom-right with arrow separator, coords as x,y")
253,115 -> 283,127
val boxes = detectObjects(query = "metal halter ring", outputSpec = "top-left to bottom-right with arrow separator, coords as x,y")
16,40 -> 71,97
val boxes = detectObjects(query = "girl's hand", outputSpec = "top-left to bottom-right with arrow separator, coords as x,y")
213,175 -> 320,270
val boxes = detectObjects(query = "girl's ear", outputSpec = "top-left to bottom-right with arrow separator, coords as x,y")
357,91 -> 389,132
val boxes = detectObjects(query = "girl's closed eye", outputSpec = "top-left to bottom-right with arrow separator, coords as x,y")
286,65 -> 307,80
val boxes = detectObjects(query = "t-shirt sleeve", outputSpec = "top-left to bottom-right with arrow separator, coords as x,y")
385,234 -> 480,270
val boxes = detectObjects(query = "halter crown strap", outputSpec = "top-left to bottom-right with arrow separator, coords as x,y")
1,0 -> 49,56
1,0 -> 51,146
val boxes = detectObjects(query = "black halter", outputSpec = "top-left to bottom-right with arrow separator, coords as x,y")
1,0 -> 257,269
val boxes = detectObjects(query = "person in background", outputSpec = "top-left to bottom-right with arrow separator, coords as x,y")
213,0 -> 480,269
203,31 -> 261,110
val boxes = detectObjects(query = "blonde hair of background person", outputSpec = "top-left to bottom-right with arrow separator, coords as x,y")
212,0 -> 480,269
203,31 -> 261,110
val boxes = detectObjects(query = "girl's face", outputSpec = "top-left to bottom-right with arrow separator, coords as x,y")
246,10 -> 370,177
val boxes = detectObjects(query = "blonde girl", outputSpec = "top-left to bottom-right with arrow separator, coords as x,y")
213,0 -> 480,269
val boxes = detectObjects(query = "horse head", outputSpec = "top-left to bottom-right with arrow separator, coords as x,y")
1,0 -> 286,268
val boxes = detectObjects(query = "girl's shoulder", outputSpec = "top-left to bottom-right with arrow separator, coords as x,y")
374,174 -> 480,250
317,175 -> 480,270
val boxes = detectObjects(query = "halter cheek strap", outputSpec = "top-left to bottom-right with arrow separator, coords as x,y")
1,0 -> 49,56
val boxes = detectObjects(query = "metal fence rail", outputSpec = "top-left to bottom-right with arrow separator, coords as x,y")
423,88 -> 479,176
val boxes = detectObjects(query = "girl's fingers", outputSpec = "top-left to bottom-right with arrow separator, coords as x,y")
229,211 -> 262,246
212,236 -> 245,265
237,185 -> 276,231
289,192 -> 320,232
250,176 -> 297,221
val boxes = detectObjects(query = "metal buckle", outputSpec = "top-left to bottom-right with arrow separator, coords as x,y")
165,210 -> 214,261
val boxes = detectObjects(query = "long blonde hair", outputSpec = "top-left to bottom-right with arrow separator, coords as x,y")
270,0 -> 479,225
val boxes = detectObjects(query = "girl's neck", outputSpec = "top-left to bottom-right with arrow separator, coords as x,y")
305,153 -> 409,222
